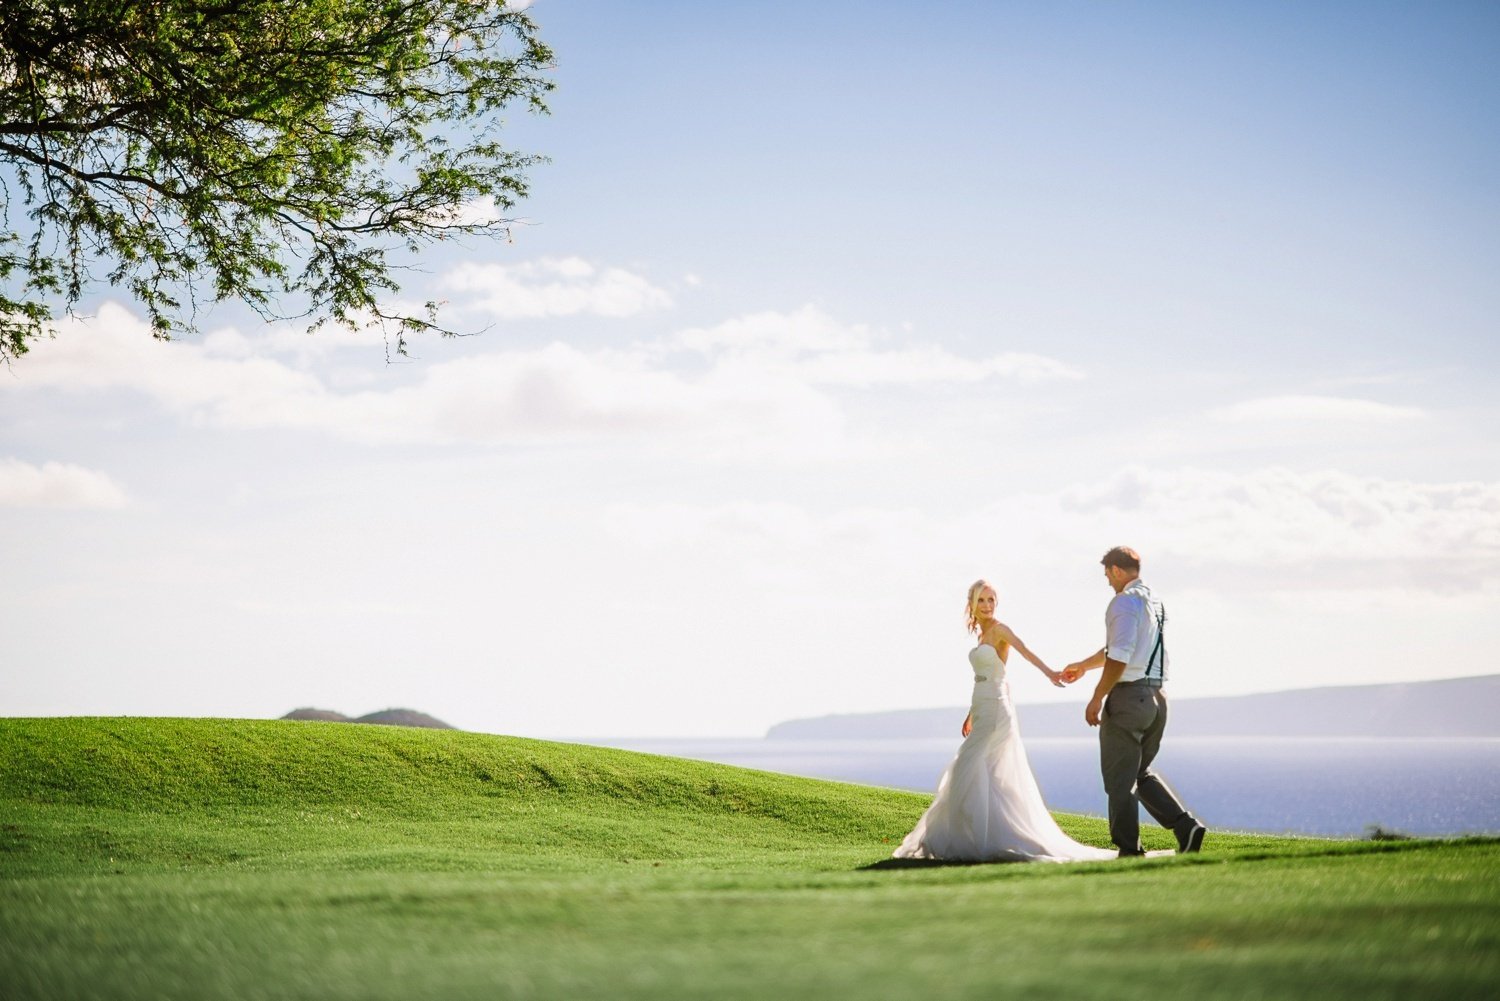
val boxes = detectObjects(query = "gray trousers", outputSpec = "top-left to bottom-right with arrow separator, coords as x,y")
1100,682 -> 1193,853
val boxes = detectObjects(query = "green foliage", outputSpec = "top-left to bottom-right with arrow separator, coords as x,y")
0,0 -> 553,359
2,718 -> 1498,1000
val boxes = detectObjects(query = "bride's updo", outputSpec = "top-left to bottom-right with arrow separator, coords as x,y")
965,579 -> 994,635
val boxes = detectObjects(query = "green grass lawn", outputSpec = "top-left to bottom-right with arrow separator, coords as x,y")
2,717 -> 1497,1000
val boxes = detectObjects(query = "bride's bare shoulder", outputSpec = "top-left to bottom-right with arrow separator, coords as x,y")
981,622 -> 1013,648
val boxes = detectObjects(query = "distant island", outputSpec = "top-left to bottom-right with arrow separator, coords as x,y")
281,708 -> 455,729
765,673 -> 1500,740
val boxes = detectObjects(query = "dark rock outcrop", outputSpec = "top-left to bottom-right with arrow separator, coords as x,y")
282,708 -> 353,722
279,707 -> 454,729
352,709 -> 454,729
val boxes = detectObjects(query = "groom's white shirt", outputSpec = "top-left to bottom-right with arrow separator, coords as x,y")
1105,579 -> 1168,683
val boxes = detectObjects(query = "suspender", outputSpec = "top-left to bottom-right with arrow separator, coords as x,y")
1145,601 -> 1167,679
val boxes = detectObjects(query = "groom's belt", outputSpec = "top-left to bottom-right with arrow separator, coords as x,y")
1113,678 -> 1164,689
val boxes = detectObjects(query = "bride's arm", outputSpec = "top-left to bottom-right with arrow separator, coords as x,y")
991,623 -> 1065,688
1061,647 -> 1108,682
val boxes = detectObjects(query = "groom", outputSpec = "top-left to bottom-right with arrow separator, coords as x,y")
1062,546 -> 1206,857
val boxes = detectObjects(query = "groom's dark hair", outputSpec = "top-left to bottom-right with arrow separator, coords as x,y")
1100,546 -> 1141,572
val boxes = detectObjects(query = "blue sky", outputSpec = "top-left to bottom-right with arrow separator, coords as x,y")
517,1 -> 1500,363
2,1 -> 1497,736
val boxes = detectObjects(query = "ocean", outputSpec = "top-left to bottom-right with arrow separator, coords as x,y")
583,735 -> 1500,838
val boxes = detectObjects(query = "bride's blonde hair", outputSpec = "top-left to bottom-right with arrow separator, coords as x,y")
965,579 -> 994,635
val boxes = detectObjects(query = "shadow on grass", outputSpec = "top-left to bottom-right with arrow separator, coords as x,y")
859,857 -> 1016,871
854,835 -> 1500,877
1221,834 -> 1500,863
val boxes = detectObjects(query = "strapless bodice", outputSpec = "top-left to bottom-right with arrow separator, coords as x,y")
969,644 -> 1005,683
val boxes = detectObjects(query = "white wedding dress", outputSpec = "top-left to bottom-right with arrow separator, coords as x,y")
893,644 -> 1116,863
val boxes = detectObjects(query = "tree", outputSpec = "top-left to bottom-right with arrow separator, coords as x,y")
0,0 -> 553,360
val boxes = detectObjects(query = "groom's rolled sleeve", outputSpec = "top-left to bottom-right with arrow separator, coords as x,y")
1104,596 -> 1139,663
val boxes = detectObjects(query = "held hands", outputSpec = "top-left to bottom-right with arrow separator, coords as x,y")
1061,663 -> 1088,684
1042,667 -> 1066,689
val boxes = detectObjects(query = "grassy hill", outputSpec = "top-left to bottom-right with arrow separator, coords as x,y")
0,716 -> 940,875
2,717 -> 1497,1000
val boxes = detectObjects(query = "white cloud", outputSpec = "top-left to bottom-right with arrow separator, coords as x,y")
203,319 -> 397,361
605,501 -> 933,557
343,342 -> 845,450
11,305 -> 328,422
1056,466 -> 1500,588
421,195 -> 507,228
1210,395 -> 1427,423
444,257 -> 673,319
672,306 -> 1083,386
5,299 -> 1078,455
591,465 -> 1500,692
675,306 -> 868,356
5,303 -> 844,453
605,466 -> 1500,596
0,458 -> 128,509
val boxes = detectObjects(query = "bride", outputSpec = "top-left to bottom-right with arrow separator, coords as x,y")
893,579 -> 1116,863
